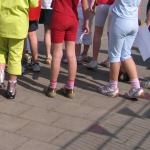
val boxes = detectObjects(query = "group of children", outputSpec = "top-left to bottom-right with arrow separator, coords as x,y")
0,0 -> 149,100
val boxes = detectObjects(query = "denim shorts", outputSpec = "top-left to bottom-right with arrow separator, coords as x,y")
108,14 -> 138,63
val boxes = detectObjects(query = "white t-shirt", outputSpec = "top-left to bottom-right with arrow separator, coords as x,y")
42,0 -> 53,9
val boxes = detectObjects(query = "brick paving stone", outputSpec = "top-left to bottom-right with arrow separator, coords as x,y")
84,108 -> 108,121
53,102 -> 94,118
0,113 -> 30,132
129,118 -> 150,130
0,130 -> 28,150
51,131 -> 79,147
21,96 -> 59,110
98,140 -> 132,150
0,100 -> 31,116
82,95 -> 121,109
140,134 -> 150,150
125,131 -> 150,149
17,122 -> 65,142
53,116 -> 93,132
61,133 -> 105,150
102,113 -> 132,127
20,107 -> 62,125
16,139 -> 60,150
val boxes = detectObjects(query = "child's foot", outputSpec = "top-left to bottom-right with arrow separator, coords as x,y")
32,62 -> 41,72
45,56 -> 52,65
45,87 -> 56,98
87,60 -> 98,70
5,81 -> 17,99
125,88 -> 144,99
98,84 -> 119,97
60,87 -> 75,99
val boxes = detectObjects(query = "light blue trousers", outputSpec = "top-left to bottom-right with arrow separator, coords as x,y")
108,14 -> 139,63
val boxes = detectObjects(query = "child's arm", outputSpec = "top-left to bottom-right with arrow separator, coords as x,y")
29,0 -> 39,8
90,0 -> 96,12
81,0 -> 90,34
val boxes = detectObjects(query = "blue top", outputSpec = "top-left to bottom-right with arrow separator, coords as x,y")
113,0 -> 141,19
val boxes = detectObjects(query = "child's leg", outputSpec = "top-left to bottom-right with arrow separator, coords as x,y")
50,43 -> 63,89
82,44 -> 90,56
0,37 -> 7,86
28,30 -> 39,63
93,26 -> 104,61
65,41 -> 77,89
28,21 -> 40,72
44,24 -> 52,63
43,9 -> 53,63
75,19 -> 83,58
6,38 -> 24,99
75,44 -> 82,57
82,32 -> 92,57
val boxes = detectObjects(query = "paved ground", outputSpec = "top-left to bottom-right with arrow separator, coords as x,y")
0,1 -> 150,150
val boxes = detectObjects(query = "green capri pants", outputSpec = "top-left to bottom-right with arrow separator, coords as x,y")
0,37 -> 24,75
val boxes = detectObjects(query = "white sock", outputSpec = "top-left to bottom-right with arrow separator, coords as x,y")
0,69 -> 5,84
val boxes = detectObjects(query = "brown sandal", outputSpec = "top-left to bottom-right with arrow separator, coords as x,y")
45,57 -> 51,65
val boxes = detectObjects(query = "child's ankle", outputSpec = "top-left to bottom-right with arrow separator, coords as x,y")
50,80 -> 57,89
65,80 -> 75,89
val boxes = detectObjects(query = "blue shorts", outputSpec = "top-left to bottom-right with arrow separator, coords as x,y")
108,14 -> 138,63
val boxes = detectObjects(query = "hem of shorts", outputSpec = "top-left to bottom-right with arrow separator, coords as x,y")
0,34 -> 26,40
7,70 -> 21,76
121,56 -> 132,62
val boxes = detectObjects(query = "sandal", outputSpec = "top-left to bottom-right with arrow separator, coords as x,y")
99,60 -> 110,68
45,57 -> 51,65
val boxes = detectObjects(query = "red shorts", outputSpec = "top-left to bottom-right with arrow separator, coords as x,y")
51,12 -> 78,43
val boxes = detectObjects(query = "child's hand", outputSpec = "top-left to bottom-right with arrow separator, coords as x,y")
83,21 -> 90,34
90,0 -> 96,13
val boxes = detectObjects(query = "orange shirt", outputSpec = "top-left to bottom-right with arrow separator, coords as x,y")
29,0 -> 42,21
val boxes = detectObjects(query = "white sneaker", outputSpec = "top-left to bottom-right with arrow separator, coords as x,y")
87,60 -> 98,69
126,88 -> 144,99
98,84 -> 119,97
32,62 -> 41,72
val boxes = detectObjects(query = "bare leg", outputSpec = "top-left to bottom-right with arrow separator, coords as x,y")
65,41 -> 77,81
44,25 -> 51,59
122,58 -> 138,80
93,26 -> 104,61
110,62 -> 121,81
8,74 -> 17,81
28,31 -> 39,62
50,43 -> 63,82
75,44 -> 81,57
82,44 -> 90,56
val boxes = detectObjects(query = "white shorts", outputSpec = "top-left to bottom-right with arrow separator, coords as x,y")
95,4 -> 110,27
76,15 -> 94,45
107,4 -> 115,31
